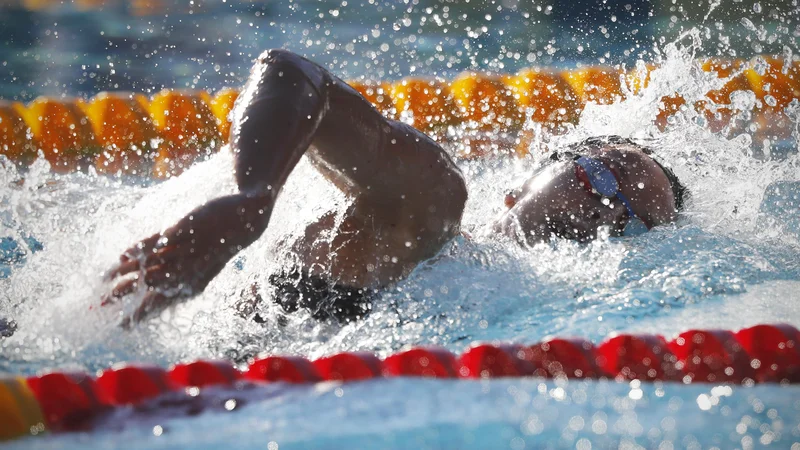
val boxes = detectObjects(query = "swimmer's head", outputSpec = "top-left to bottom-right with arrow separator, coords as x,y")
493,162 -> 627,244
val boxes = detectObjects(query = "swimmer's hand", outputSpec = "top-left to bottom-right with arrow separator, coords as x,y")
102,194 -> 273,327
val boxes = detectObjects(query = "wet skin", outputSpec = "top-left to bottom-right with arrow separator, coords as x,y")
493,144 -> 677,245
104,49 -> 676,326
104,49 -> 467,326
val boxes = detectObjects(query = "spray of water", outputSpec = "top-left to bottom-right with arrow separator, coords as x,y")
1,29 -> 799,374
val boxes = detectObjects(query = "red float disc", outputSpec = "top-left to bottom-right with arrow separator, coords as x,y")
528,338 -> 599,378
596,334 -> 679,381
668,329 -> 756,383
246,356 -> 323,383
26,371 -> 111,431
314,352 -> 384,382
458,344 -> 536,378
95,364 -> 178,405
383,347 -> 459,378
168,360 -> 242,387
735,324 -> 800,383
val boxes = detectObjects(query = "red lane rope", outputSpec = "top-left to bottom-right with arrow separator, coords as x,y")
16,323 -> 800,434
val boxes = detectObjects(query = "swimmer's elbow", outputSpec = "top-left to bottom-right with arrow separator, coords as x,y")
258,48 -> 295,64
452,174 -> 468,212
446,172 -> 468,225
436,172 -> 467,233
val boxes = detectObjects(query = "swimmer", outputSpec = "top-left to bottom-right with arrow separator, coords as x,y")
103,49 -> 686,326
494,135 -> 686,245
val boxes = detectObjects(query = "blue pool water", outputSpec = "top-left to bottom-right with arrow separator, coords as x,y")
5,379 -> 800,450
2,0 -> 800,448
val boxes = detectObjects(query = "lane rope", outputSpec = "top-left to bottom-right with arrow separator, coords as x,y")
1,323 -> 798,440
0,57 -> 797,177
0,57 -> 798,440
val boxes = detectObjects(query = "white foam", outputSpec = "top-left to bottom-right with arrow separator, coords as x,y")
1,29 -> 799,369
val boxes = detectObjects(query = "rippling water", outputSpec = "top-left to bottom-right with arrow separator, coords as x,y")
4,32 -> 799,370
1,1 -> 800,448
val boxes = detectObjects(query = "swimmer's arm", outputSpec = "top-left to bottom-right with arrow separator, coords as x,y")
104,193 -> 275,326
492,189 -> 556,245
492,165 -> 615,244
105,50 -> 324,324
492,164 -> 570,244
152,193 -> 274,260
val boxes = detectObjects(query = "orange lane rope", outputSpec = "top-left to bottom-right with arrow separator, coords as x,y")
0,57 -> 797,178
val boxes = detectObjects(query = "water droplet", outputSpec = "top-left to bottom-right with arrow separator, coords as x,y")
696,394 -> 712,410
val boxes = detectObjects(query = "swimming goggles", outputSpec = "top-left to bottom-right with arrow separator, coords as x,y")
573,156 -> 650,236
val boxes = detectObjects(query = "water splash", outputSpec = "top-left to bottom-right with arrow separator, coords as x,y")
1,29 -> 799,375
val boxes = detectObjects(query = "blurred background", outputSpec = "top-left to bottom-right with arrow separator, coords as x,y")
0,0 -> 796,100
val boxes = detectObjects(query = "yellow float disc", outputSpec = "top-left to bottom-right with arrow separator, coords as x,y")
0,377 -> 45,441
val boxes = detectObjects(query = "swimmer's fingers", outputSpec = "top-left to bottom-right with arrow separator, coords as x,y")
103,264 -> 182,325
105,240 -> 181,283
100,277 -> 141,306
120,291 -> 169,330
121,233 -> 162,259
105,247 -> 166,280
143,244 -> 184,269
104,256 -> 187,300
141,264 -> 184,289
105,234 -> 158,280
104,258 -> 141,281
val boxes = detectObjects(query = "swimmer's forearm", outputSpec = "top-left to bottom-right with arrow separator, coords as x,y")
103,193 -> 276,323
168,194 -> 274,261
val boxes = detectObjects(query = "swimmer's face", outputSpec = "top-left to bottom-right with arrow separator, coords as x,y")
494,162 -> 626,244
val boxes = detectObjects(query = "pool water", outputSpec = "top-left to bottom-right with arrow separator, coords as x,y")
5,378 -> 800,450
2,0 -> 800,448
